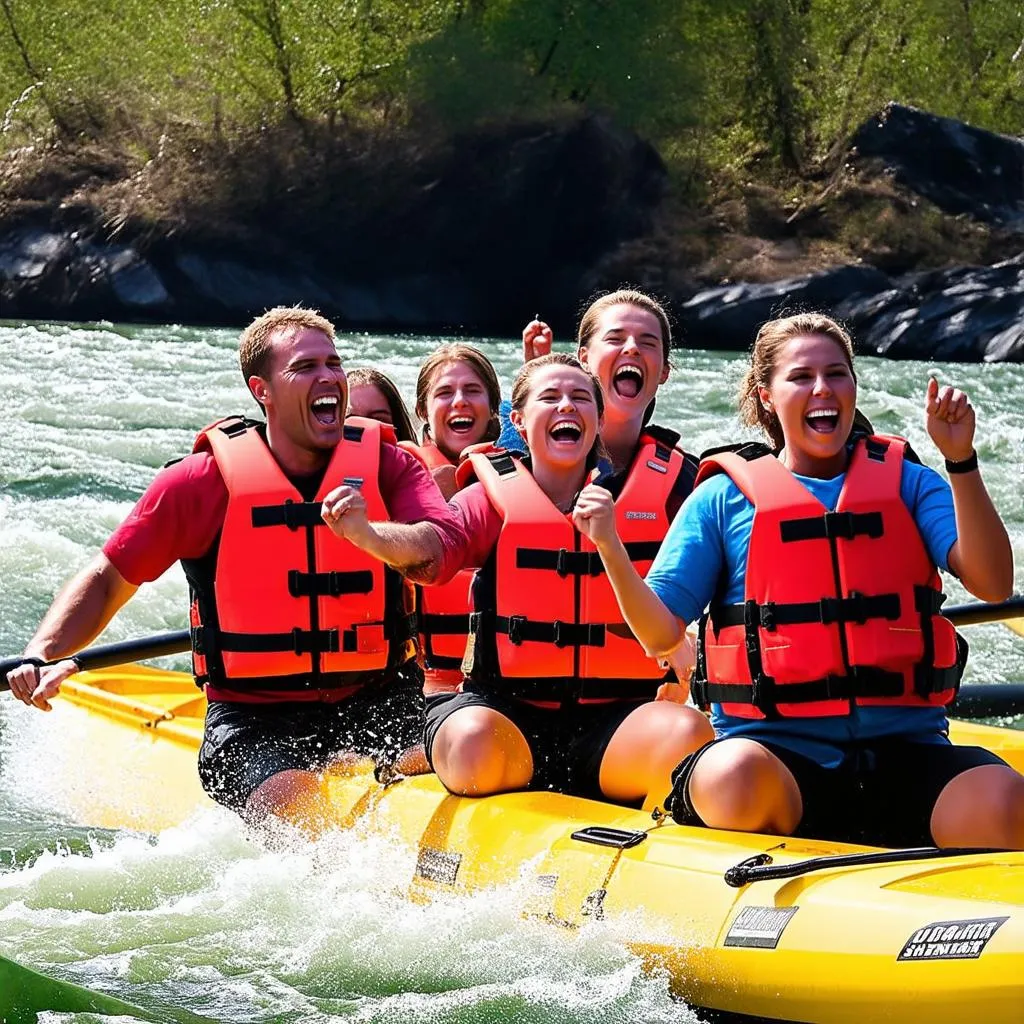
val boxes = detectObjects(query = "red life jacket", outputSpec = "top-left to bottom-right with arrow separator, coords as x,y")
465,434 -> 682,706
185,416 -> 415,698
401,440 -> 477,692
690,436 -> 964,720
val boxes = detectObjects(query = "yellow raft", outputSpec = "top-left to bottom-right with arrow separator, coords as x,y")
50,666 -> 1024,1024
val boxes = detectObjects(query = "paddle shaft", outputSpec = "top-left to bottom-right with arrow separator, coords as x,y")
0,630 -> 191,688
944,595 -> 1024,626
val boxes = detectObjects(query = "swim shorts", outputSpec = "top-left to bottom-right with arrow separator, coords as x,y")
668,736 -> 1009,847
423,685 -> 646,799
198,665 -> 425,812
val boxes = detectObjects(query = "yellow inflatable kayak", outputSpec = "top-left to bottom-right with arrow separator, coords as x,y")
51,666 -> 1024,1023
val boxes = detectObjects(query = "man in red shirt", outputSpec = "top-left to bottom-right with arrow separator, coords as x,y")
5,307 -> 465,825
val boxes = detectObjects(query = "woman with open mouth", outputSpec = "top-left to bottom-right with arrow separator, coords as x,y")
519,289 -> 699,522
345,367 -> 417,444
588,311 -> 1024,850
396,344 -> 504,698
378,353 -> 711,803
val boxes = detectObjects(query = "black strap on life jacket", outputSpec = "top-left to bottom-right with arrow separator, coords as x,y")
690,666 -> 907,715
514,541 -> 661,577
469,610 -> 606,649
287,569 -> 374,597
780,510 -> 885,543
710,592 -> 902,632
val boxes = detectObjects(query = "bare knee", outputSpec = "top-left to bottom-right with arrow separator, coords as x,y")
931,765 -> 1024,850
245,769 -> 328,832
689,740 -> 802,834
600,703 -> 713,804
432,707 -> 533,797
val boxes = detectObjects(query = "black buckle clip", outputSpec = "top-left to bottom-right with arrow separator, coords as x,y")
507,615 -> 525,646
555,549 -> 570,577
818,596 -> 840,624
823,511 -> 854,540
750,672 -> 776,714
291,627 -> 339,655
552,620 -> 568,647
281,499 -> 302,531
759,602 -> 777,632
846,591 -> 868,625
743,600 -> 761,652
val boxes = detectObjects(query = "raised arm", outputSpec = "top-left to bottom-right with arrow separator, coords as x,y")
572,485 -> 687,657
925,378 -> 1014,601
321,485 -> 444,582
6,553 -> 138,710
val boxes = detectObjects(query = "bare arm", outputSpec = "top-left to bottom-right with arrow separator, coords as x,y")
572,485 -> 686,656
925,378 -> 1014,601
322,486 -> 444,582
6,553 -> 138,710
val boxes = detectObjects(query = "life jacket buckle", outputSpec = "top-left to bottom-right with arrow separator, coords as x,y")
823,511 -> 855,540
758,602 -> 777,632
508,615 -> 526,646
847,591 -> 868,625
818,597 -> 840,625
750,673 -> 778,717
552,620 -> 567,647
281,499 -> 302,531
555,549 -> 570,577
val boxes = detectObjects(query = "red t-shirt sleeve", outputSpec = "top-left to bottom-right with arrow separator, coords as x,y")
378,443 -> 471,568
102,453 -> 228,584
431,482 -> 501,584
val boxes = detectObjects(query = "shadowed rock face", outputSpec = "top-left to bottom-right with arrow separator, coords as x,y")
0,116 -> 666,332
851,103 -> 1024,230
1,106 -> 1022,361
677,257 -> 1024,363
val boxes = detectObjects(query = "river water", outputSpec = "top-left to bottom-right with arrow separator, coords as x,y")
1,320 -> 1022,1022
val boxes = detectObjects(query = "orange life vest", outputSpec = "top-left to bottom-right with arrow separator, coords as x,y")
401,440 -> 476,692
690,435 -> 963,720
465,436 -> 682,705
185,416 -> 415,696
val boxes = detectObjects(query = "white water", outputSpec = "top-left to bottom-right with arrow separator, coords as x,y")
1,320 -> 1022,1020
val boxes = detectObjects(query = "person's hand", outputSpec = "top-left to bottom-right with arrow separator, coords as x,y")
925,377 -> 976,463
321,485 -> 371,545
6,658 -> 79,712
571,484 -> 617,547
522,319 -> 553,363
656,627 -> 696,694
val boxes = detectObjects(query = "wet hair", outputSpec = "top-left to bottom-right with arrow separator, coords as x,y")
347,367 -> 417,444
738,312 -> 859,451
510,353 -> 607,470
414,343 -> 502,445
238,306 -> 336,386
576,288 -> 672,363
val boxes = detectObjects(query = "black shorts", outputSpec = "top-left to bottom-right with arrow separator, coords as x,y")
423,685 -> 644,799
198,667 -> 425,812
669,736 -> 1009,848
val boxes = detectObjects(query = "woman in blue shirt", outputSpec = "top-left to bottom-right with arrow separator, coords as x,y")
571,312 -> 1023,848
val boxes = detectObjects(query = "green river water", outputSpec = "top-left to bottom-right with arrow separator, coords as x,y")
0,321 -> 1022,1022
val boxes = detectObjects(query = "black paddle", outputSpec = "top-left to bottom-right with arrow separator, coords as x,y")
0,630 -> 191,688
1,597 -> 1022,715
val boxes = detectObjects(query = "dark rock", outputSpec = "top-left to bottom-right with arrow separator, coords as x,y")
851,103 -> 1024,229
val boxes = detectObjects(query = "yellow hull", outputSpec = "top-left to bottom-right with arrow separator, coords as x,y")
52,667 -> 1024,1023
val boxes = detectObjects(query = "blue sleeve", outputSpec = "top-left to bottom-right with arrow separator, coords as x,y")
645,475 -> 730,624
497,399 -> 526,452
900,460 -> 957,572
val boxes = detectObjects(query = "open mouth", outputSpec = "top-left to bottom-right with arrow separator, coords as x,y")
549,420 -> 583,444
806,408 -> 840,434
311,395 -> 340,425
446,415 -> 477,435
612,363 -> 644,399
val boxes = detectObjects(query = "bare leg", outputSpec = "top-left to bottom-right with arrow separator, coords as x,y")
598,703 -> 714,806
245,768 -> 333,834
688,738 -> 803,834
930,764 -> 1024,849
430,706 -> 534,796
392,742 -> 432,776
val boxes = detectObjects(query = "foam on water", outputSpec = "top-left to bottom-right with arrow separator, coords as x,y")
1,320 -> 1022,1020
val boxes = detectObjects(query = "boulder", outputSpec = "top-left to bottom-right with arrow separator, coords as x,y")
851,103 -> 1024,229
